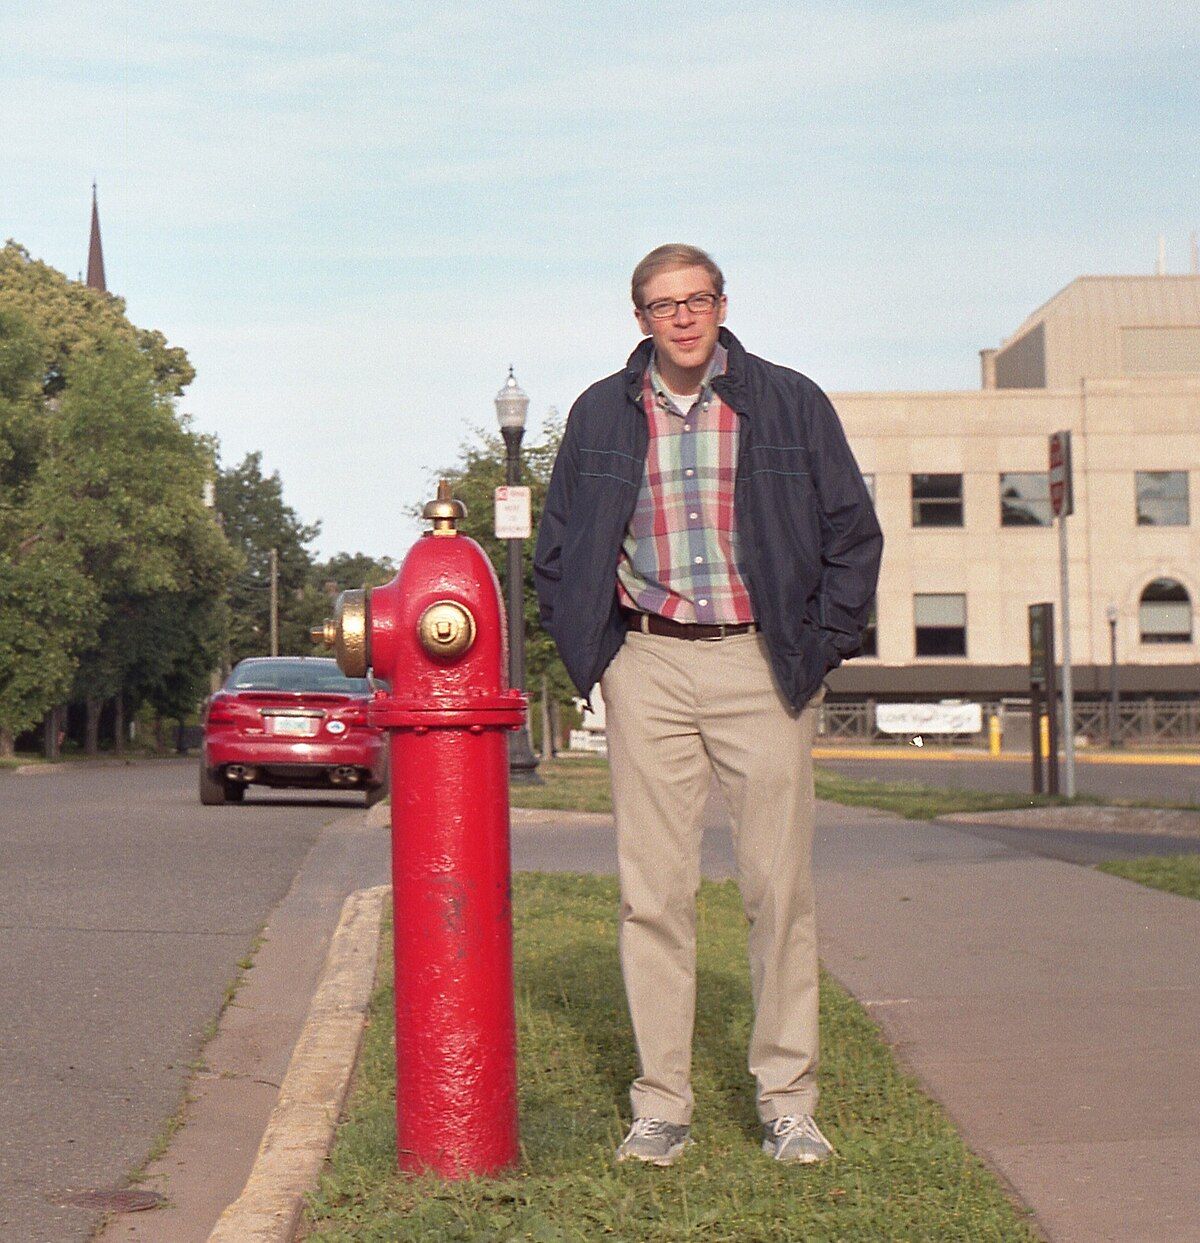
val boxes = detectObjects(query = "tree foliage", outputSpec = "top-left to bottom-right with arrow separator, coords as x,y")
216,451 -> 324,663
0,245 -> 230,752
34,337 -> 236,726
0,307 -> 97,747
0,241 -> 194,396
214,453 -> 401,665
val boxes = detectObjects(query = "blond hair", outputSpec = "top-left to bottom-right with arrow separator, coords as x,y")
631,244 -> 724,307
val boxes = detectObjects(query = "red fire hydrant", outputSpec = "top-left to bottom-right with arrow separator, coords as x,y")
315,481 -> 525,1176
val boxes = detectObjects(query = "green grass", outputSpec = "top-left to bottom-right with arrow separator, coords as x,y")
509,753 -> 1084,822
304,876 -> 1037,1242
1098,854 -> 1200,901
510,757 -> 613,813
812,769 -> 1085,821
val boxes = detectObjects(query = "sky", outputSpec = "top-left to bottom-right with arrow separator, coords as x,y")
2,1 -> 1197,560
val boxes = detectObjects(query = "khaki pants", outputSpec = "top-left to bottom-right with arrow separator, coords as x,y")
600,630 -> 822,1125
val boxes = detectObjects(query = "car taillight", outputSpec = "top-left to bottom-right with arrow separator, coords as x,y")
206,696 -> 243,726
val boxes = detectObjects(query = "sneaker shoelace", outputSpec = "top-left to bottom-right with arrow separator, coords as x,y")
629,1117 -> 676,1138
769,1115 -> 824,1142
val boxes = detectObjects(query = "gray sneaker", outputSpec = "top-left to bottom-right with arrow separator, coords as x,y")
616,1117 -> 693,1166
761,1114 -> 834,1164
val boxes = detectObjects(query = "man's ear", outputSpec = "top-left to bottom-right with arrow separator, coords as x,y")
633,305 -> 651,336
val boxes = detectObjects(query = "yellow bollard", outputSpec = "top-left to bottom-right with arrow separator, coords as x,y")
988,712 -> 1001,757
1039,713 -> 1051,759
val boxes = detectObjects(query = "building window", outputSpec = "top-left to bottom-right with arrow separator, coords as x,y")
1139,579 -> 1193,644
911,474 -> 963,527
1136,472 -> 1189,526
914,593 -> 966,656
1000,472 -> 1051,526
860,604 -> 877,657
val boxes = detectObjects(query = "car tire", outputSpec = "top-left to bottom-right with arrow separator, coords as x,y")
224,781 -> 246,803
200,765 -> 227,805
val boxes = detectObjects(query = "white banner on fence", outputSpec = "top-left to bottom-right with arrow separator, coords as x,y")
568,729 -> 608,755
875,702 -> 983,735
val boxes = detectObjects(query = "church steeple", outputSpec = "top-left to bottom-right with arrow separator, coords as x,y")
86,182 -> 106,292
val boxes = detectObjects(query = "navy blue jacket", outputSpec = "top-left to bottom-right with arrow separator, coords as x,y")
533,328 -> 882,710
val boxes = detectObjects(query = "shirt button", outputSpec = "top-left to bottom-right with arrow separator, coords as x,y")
694,556 -> 703,564
698,598 -> 709,607
689,512 -> 698,520
684,423 -> 691,431
685,468 -> 694,477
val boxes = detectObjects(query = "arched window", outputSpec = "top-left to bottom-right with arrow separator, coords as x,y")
1138,579 -> 1193,644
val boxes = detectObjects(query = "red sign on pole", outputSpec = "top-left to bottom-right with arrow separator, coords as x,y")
1049,430 -> 1073,518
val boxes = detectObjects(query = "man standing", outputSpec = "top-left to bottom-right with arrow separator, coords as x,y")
534,245 -> 881,1166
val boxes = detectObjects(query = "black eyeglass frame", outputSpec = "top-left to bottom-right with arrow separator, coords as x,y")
640,293 -> 722,320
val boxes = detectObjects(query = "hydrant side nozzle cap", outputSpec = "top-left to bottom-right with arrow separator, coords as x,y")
422,478 -> 466,535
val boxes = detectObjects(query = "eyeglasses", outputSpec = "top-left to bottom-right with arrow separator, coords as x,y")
641,292 -> 721,320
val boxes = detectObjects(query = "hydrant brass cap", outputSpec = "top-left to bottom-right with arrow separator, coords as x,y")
422,478 -> 466,536
418,600 -> 476,659
334,589 -> 370,677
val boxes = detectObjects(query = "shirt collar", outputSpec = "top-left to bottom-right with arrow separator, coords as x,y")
648,343 -> 727,415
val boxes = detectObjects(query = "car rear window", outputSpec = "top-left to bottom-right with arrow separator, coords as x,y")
227,660 -> 376,695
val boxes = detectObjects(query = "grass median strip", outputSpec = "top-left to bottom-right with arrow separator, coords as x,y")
1098,854 -> 1200,901
511,755 -> 1078,822
304,875 -> 1036,1242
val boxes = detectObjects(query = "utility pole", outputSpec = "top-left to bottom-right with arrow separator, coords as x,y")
1048,432 -> 1076,798
269,547 -> 279,656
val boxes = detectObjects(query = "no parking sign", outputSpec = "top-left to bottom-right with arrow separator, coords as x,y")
1049,430 -> 1073,517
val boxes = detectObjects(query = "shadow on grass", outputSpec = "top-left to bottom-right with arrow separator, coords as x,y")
516,929 -> 762,1161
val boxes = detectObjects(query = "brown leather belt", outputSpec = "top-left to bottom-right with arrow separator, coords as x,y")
624,610 -> 758,641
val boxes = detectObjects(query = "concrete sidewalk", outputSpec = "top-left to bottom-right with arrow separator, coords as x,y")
809,804 -> 1200,1243
514,802 -> 1200,1242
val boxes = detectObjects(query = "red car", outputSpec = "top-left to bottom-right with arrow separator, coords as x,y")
200,656 -> 388,807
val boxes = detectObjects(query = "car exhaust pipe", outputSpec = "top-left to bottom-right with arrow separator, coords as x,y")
331,765 -> 360,786
226,765 -> 257,783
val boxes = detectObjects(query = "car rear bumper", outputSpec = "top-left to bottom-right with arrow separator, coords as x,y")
204,734 -> 386,785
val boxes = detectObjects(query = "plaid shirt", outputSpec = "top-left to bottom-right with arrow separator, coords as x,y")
616,344 -> 755,624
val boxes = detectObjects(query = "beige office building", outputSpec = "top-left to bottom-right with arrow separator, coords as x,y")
827,273 -> 1200,699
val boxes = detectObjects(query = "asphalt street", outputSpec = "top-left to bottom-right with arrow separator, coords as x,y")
817,751 -> 1200,806
0,759 -> 373,1243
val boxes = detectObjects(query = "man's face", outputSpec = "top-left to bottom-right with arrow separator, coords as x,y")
634,264 -> 727,378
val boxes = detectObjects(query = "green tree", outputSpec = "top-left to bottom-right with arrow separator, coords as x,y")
420,417 -> 575,751
215,452 -> 322,663
32,337 -> 236,751
0,307 -> 97,756
0,244 -> 219,756
0,241 -> 194,397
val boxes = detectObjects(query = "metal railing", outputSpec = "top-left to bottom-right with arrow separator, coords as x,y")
818,698 -> 1200,746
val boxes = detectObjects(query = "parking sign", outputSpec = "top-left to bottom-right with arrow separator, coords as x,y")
494,486 -> 532,539
1048,430 -> 1073,518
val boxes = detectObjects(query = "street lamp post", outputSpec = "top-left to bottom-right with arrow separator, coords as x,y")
1106,604 -> 1120,749
495,368 -> 541,783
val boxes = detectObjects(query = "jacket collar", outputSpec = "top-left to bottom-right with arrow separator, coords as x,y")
623,327 -> 751,414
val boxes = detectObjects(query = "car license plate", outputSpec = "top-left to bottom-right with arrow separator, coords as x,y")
269,715 -> 319,737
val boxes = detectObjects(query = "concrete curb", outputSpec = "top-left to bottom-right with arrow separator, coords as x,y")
206,883 -> 389,1243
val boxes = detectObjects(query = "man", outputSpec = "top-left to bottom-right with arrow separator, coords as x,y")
534,244 -> 881,1166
